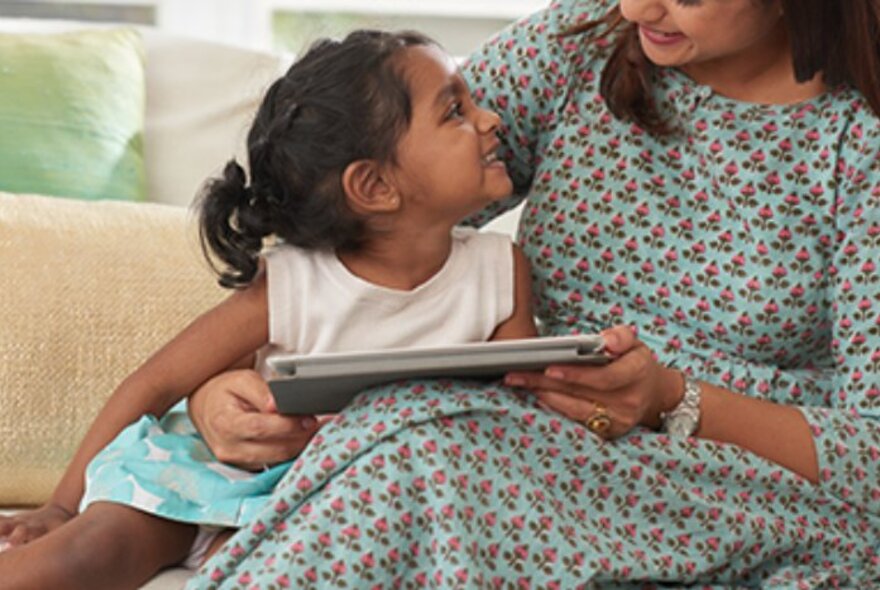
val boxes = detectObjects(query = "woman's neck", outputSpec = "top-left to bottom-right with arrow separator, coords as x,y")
336,226 -> 454,291
680,21 -> 826,105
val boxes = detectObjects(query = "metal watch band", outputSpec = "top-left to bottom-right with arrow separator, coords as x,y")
660,374 -> 702,436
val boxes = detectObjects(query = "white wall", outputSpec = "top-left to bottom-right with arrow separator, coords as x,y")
0,0 -> 546,51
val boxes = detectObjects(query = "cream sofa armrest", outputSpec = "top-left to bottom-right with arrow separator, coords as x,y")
0,193 -> 225,506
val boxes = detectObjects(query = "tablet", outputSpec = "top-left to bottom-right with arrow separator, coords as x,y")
267,334 -> 609,414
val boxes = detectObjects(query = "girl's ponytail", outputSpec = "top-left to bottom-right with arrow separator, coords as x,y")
198,159 -> 272,288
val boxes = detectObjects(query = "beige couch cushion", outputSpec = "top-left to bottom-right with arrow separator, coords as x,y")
0,193 -> 225,505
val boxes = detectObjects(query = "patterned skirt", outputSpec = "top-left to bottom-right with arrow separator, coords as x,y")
184,379 -> 880,589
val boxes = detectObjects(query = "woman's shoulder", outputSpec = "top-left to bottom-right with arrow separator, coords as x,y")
464,0 -> 616,98
538,0 -> 616,30
823,87 -> 880,161
468,0 -> 614,56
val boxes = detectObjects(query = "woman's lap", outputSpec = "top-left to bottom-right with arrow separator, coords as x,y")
187,379 -> 880,589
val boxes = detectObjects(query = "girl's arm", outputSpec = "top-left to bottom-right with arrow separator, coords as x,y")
490,244 -> 539,341
50,273 -> 270,515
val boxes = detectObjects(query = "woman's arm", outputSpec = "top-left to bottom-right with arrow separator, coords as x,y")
49,273 -> 270,515
461,0 -> 606,227
509,327 -> 821,481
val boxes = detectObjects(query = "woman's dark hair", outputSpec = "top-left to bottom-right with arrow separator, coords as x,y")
565,1 -> 880,134
198,29 -> 434,288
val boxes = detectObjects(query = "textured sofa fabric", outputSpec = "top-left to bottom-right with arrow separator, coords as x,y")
0,192 -> 226,505
0,194 -> 225,588
0,21 -> 281,589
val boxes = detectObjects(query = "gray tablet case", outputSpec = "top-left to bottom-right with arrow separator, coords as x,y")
267,335 -> 608,414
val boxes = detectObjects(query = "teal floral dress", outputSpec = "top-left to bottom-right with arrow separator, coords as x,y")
188,0 -> 880,587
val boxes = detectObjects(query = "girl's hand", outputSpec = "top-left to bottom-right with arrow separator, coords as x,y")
188,369 -> 325,470
505,326 -> 684,439
0,503 -> 73,547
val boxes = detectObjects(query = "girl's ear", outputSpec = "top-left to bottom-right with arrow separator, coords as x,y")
342,160 -> 401,215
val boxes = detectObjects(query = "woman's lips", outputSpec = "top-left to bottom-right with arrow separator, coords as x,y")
639,25 -> 686,46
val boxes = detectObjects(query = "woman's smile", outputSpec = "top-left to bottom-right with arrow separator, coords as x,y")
639,25 -> 687,47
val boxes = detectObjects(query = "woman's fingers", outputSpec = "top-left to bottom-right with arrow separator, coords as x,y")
190,369 -> 326,469
216,369 -> 277,413
599,325 -> 638,355
232,408 -> 313,442
533,389 -> 598,423
534,390 -> 622,439
506,337 -> 651,393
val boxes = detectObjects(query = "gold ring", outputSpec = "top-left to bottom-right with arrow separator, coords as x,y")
584,403 -> 612,435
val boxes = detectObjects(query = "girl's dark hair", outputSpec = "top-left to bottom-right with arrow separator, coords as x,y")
198,29 -> 434,288
566,1 -> 880,134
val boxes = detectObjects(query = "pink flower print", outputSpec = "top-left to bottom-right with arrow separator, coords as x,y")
304,567 -> 318,583
360,552 -> 375,568
331,560 -> 346,575
236,573 -> 251,585
276,574 -> 290,588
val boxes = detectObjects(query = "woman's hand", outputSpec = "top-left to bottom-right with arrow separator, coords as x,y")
504,326 -> 683,439
188,369 -> 325,470
0,503 -> 73,548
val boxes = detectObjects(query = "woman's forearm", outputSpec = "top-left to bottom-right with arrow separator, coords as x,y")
696,381 -> 819,483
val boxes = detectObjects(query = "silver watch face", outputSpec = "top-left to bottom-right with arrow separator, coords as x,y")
665,413 -> 698,437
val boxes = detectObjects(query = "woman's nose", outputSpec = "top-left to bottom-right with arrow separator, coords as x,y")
620,0 -> 666,24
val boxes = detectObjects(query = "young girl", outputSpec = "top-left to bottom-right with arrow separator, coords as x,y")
0,30 -> 537,588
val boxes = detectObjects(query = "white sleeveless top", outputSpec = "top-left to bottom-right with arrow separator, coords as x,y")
255,227 -> 515,376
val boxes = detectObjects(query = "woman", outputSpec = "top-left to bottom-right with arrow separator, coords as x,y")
187,0 -> 880,586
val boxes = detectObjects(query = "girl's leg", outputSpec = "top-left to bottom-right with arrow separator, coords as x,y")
202,528 -> 235,565
0,501 -> 196,590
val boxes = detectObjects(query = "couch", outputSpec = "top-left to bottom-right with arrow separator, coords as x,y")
0,17 -> 522,589
0,18 -> 284,589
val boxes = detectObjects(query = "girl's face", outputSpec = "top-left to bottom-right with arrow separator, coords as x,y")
388,45 -> 513,225
619,0 -> 784,70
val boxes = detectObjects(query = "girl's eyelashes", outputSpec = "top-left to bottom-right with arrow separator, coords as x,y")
445,101 -> 464,121
675,0 -> 702,5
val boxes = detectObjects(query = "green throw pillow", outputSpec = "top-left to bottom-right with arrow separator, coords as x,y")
0,28 -> 146,201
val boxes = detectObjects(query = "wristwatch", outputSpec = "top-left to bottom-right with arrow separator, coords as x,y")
660,374 -> 702,436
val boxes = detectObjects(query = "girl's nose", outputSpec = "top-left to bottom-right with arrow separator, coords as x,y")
477,107 -> 501,134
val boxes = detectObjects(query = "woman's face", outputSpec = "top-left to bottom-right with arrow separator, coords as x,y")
619,0 -> 784,69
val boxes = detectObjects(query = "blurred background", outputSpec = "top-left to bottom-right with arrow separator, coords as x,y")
0,0 -> 546,56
